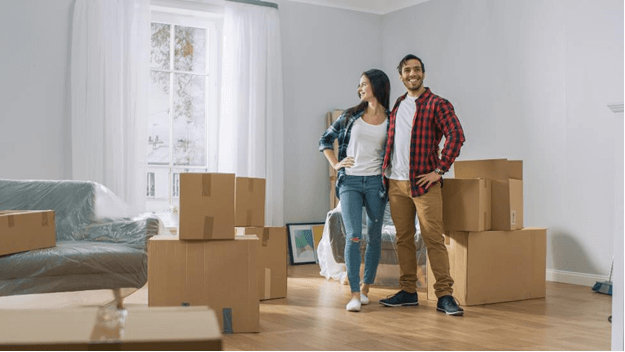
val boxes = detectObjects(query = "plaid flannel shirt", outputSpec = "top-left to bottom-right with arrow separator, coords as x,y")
319,110 -> 389,200
382,88 -> 465,197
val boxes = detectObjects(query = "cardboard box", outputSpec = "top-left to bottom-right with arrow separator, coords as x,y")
442,178 -> 492,231
235,177 -> 266,227
454,159 -> 523,180
179,173 -> 235,240
0,210 -> 56,256
453,159 -> 524,230
148,235 -> 259,333
0,306 -> 222,350
236,227 -> 287,300
329,176 -> 339,210
427,227 -> 547,306
327,109 -> 343,178
492,179 -> 523,230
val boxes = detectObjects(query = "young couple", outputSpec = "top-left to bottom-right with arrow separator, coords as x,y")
319,54 -> 466,315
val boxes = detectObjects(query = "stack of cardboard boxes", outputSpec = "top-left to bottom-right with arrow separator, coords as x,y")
148,173 -> 287,333
427,159 -> 547,306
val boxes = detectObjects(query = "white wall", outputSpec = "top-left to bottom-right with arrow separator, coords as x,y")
0,0 -> 74,180
381,0 -> 623,279
277,0 -> 383,224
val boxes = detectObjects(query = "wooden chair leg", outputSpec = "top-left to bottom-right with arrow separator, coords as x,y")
112,288 -> 124,310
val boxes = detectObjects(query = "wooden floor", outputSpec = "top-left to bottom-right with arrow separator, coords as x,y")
0,264 -> 612,350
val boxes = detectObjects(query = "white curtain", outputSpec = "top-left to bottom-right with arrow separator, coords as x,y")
71,0 -> 150,213
219,1 -> 284,226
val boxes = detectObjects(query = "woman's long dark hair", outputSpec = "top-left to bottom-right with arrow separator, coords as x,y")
343,69 -> 390,122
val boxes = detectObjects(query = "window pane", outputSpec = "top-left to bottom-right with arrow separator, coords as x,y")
148,71 -> 171,165
174,26 -> 206,73
147,172 -> 155,197
173,73 -> 206,166
151,23 -> 170,70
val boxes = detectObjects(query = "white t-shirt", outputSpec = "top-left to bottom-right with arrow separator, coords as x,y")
386,95 -> 417,180
345,117 -> 388,176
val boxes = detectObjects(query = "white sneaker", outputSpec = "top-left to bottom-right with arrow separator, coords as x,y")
346,297 -> 361,312
360,293 -> 370,305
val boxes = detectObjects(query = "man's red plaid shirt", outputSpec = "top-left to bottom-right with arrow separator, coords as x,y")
382,88 -> 466,197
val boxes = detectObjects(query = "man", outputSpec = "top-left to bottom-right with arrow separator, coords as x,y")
379,54 -> 465,315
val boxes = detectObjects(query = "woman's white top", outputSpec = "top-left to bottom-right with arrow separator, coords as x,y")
345,117 -> 388,176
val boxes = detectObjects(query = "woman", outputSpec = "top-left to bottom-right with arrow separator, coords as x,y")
318,69 -> 390,312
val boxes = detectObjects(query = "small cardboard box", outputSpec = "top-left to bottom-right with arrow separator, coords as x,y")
148,235 -> 259,333
492,179 -> 524,230
0,306 -> 222,350
442,178 -> 492,231
235,177 -> 266,227
453,159 -> 524,230
454,159 -> 523,180
179,173 -> 235,240
427,227 -> 547,306
0,210 -> 56,256
236,227 -> 287,300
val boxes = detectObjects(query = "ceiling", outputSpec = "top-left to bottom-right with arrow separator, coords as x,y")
285,0 -> 431,15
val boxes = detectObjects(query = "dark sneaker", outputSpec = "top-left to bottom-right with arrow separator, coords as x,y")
437,295 -> 464,316
379,290 -> 419,307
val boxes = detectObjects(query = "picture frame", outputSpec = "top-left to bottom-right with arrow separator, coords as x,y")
286,222 -> 325,265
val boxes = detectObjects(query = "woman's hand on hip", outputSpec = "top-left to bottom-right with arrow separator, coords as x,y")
333,157 -> 355,170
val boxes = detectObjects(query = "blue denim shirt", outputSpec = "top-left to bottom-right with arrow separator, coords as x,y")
318,110 -> 389,200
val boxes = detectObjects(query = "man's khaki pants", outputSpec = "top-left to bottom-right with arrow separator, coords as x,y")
388,179 -> 453,298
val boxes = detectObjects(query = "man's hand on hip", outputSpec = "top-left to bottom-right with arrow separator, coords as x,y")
416,171 -> 441,189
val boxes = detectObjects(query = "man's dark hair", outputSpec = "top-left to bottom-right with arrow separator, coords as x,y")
397,54 -> 425,74
344,69 -> 391,121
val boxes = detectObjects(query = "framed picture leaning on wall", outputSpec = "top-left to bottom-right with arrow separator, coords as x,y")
286,222 -> 324,265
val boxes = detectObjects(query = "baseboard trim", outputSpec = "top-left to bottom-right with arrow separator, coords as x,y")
546,269 -> 608,287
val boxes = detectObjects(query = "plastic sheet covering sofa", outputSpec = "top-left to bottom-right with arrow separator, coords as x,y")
0,179 -> 163,297
318,202 -> 427,285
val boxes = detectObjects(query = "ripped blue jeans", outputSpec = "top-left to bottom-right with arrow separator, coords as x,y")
339,175 -> 386,293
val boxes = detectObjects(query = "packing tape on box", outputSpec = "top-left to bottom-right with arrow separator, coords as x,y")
41,212 -> 48,226
246,210 -> 253,226
264,268 -> 271,299
222,308 -> 233,334
89,307 -> 127,344
203,216 -> 214,238
7,215 -> 14,228
202,174 -> 212,197
262,228 -> 269,247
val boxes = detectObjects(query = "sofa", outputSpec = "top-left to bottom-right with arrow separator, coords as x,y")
318,202 -> 427,286
0,179 -> 162,297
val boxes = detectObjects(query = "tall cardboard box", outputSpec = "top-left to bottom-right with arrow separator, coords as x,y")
235,177 -> 266,227
148,235 -> 259,333
442,178 -> 492,231
236,227 -> 287,300
453,159 -> 524,230
0,307 -> 222,350
179,173 -> 235,240
0,210 -> 56,256
427,227 -> 547,306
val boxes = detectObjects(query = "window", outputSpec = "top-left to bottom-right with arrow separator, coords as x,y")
146,8 -> 222,214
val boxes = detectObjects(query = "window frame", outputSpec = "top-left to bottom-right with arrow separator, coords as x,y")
147,6 -> 223,213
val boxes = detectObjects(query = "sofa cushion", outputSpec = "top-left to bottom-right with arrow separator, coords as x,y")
0,241 -> 146,280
